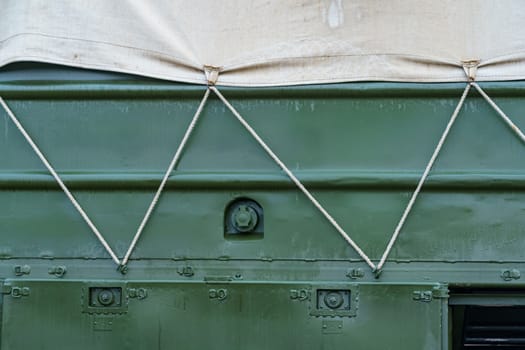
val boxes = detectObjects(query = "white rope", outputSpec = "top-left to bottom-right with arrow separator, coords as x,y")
120,88 -> 210,266
471,82 -> 525,143
376,84 -> 471,271
0,97 -> 121,265
8,81 -> 514,273
210,86 -> 376,270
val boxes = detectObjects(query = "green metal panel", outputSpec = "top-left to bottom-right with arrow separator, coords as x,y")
2,64 -> 525,349
1,83 -> 525,262
0,280 -> 3,348
1,280 -> 443,350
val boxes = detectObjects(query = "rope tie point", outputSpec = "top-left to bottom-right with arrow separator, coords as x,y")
373,268 -> 383,279
471,82 -> 525,144
117,264 -> 129,275
462,59 -> 480,81
204,65 -> 221,85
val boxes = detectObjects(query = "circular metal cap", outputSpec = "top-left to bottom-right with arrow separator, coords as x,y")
324,291 -> 344,309
98,289 -> 114,306
231,205 -> 258,232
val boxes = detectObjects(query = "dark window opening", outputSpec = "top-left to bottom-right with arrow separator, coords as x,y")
450,289 -> 525,350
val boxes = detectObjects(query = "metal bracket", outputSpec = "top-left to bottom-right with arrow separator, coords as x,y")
177,265 -> 194,277
413,290 -> 433,302
290,288 -> 310,301
346,268 -> 365,279
208,288 -> 228,301
432,284 -> 449,299
13,265 -> 31,276
127,288 -> 148,300
413,284 -> 449,303
501,269 -> 521,281
48,265 -> 67,278
2,284 -> 30,298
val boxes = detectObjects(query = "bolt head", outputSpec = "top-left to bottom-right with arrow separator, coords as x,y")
232,205 -> 258,232
324,292 -> 344,309
98,290 -> 114,306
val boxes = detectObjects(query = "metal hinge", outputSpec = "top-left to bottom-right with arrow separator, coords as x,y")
413,285 -> 448,303
412,290 -> 433,302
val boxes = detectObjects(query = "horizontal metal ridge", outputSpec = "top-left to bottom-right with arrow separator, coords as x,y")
1,171 -> 525,190
1,81 -> 525,99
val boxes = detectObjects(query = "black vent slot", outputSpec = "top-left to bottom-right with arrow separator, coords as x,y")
450,289 -> 525,350
462,306 -> 525,349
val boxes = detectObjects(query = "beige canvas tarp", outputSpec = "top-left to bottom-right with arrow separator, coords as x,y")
1,0 -> 525,86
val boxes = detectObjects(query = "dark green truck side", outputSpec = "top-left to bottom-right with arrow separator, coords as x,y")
1,64 -> 525,349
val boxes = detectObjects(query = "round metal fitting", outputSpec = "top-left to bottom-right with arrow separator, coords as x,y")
324,291 -> 344,309
217,289 -> 228,300
97,289 -> 114,306
231,205 -> 258,233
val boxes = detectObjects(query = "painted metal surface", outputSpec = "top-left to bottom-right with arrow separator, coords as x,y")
1,65 -> 525,349
1,280 -> 443,349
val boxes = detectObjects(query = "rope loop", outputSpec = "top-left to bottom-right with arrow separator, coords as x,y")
204,65 -> 221,85
462,59 -> 480,81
